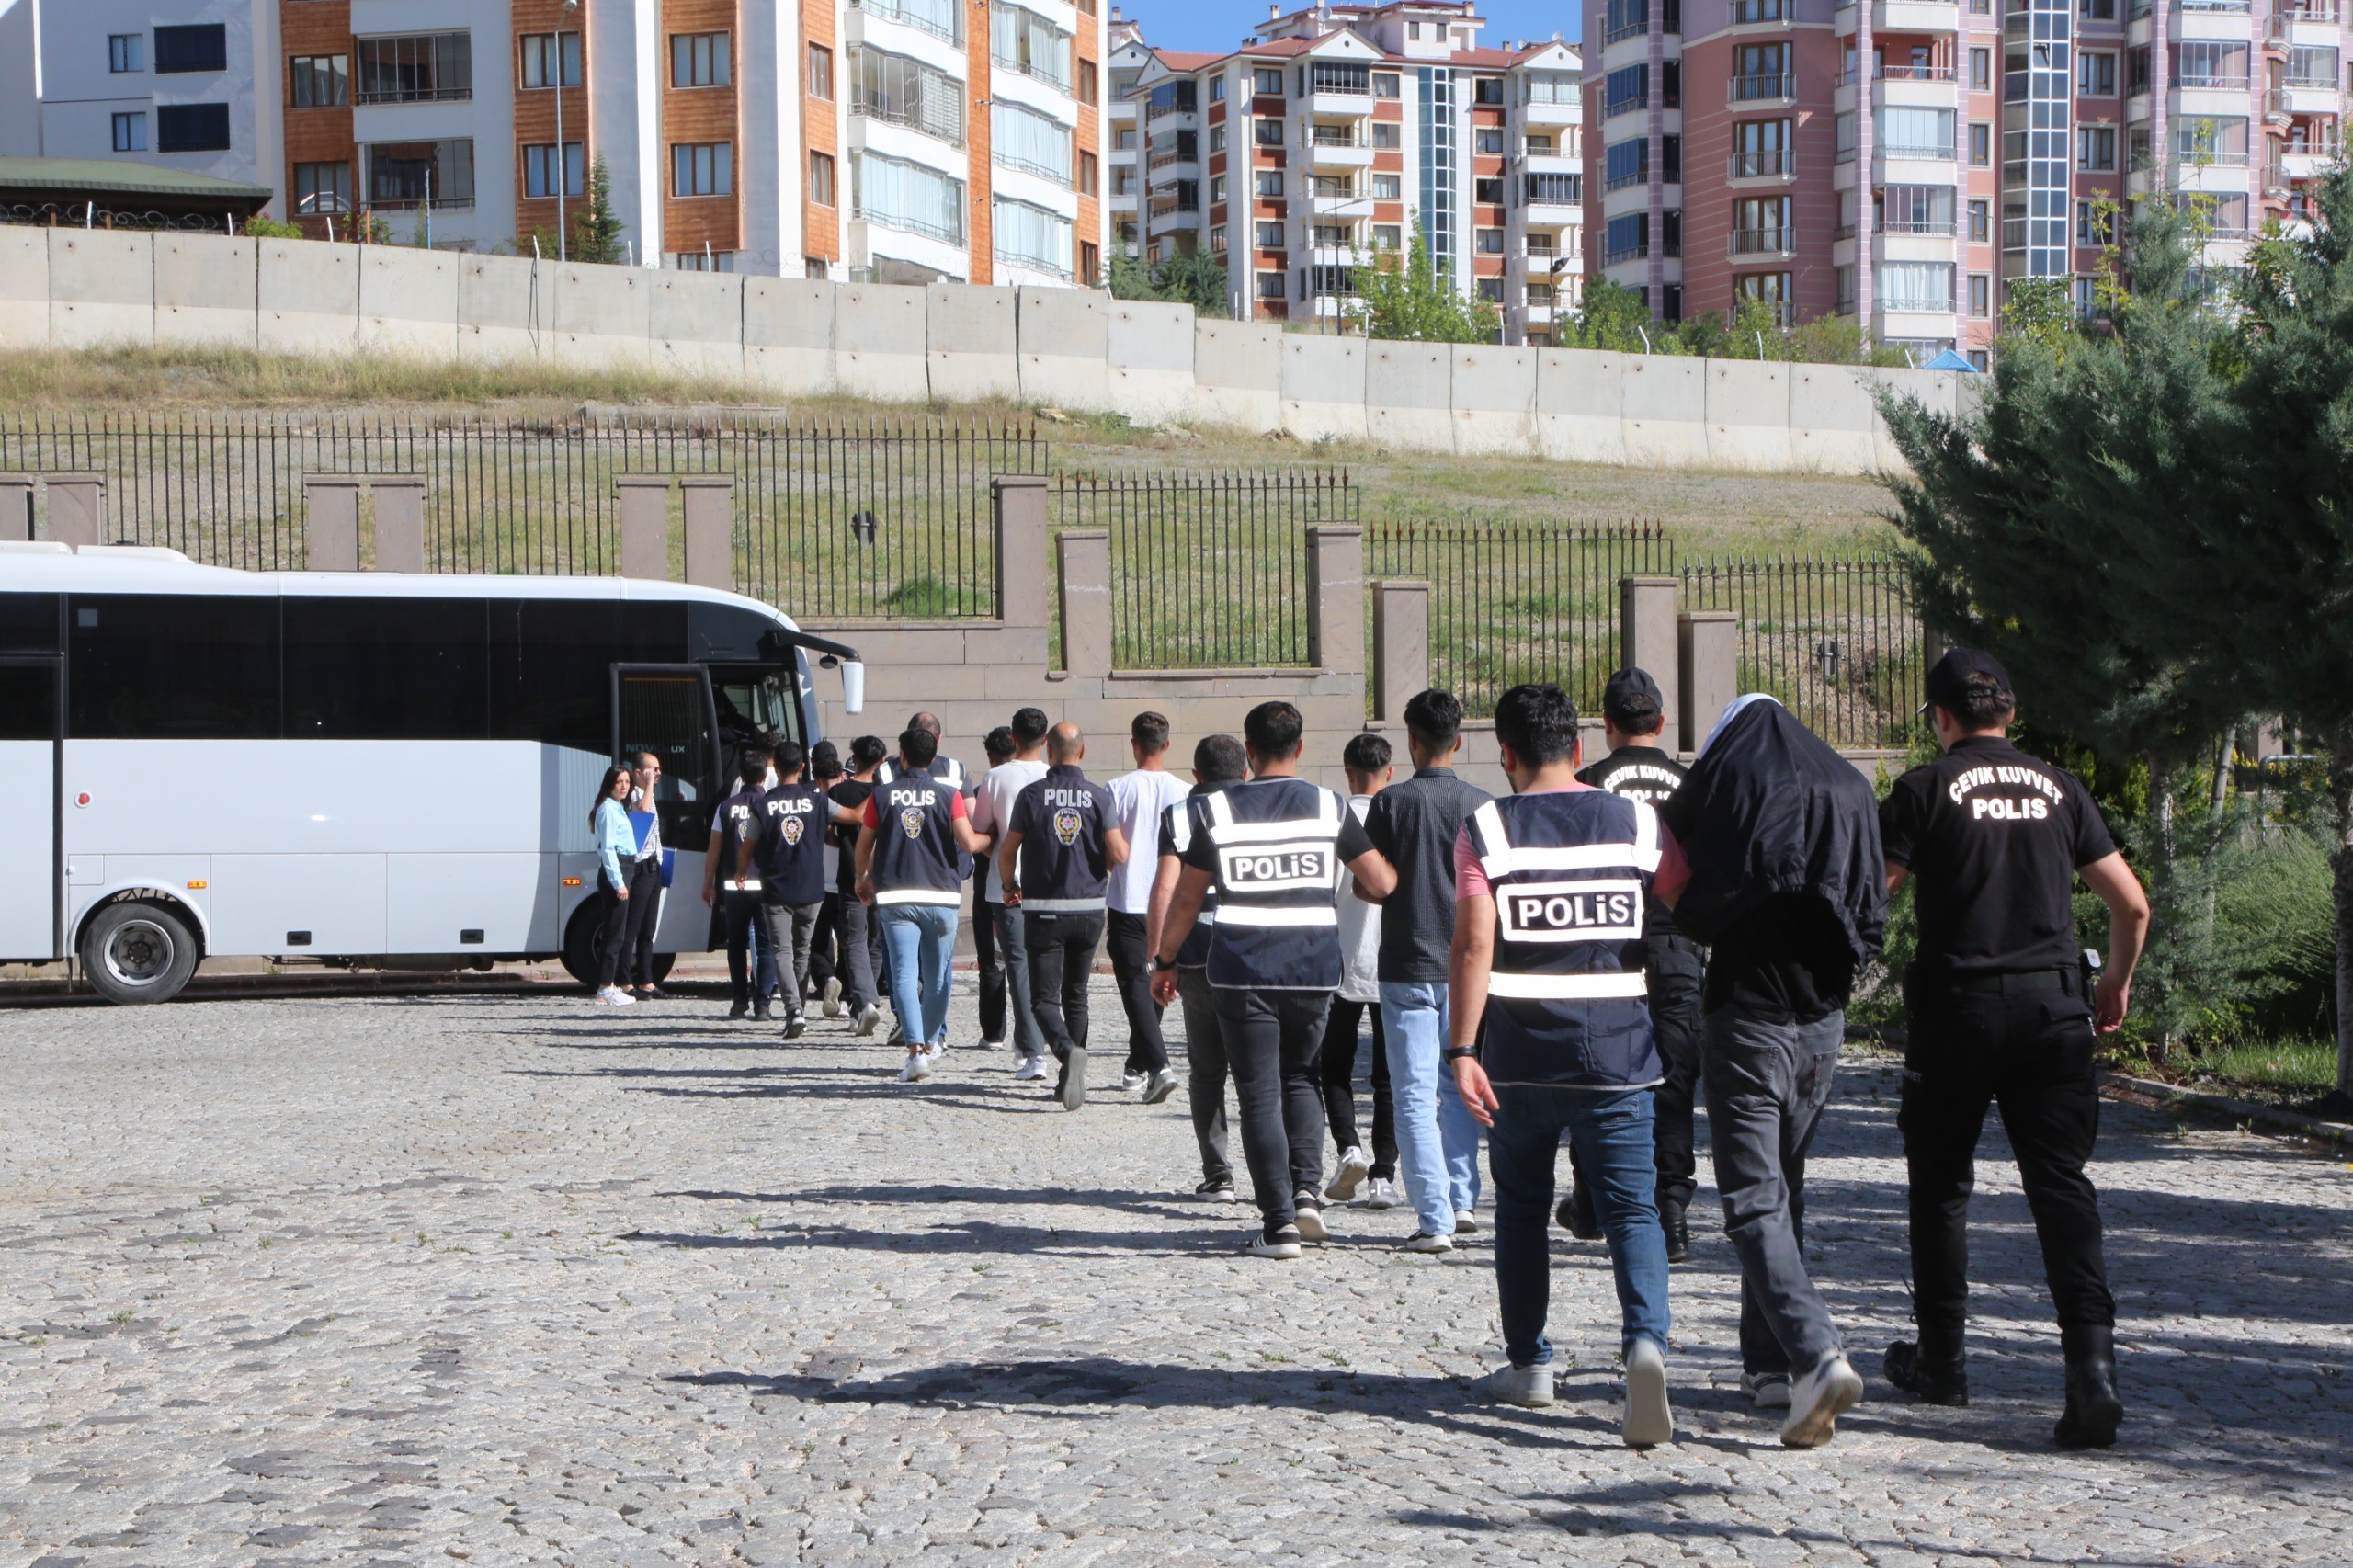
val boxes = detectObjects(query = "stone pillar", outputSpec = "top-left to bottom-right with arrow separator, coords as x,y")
1306,525 -> 1363,676
1620,574 -> 1679,738
302,475 -> 363,571
616,474 -> 672,581
1057,528 -> 1112,677
0,477 -> 31,542
45,475 -> 107,550
1372,579 -> 1429,722
371,477 -> 426,573
994,475 -> 1051,630
680,474 -> 734,591
1678,610 -> 1738,755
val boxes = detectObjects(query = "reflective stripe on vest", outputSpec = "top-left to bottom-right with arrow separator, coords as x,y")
1024,896 -> 1107,913
1486,971 -> 1649,1000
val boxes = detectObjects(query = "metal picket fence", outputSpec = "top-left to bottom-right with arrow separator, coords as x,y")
1677,552 -> 1926,748
0,412 -> 1047,621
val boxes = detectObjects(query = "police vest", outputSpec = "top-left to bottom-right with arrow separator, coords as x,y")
875,755 -> 968,790
1200,777 -> 1347,991
716,787 -> 764,893
1161,792 -> 1219,969
869,775 -> 962,906
754,783 -> 828,905
1466,790 -> 1663,1089
1015,766 -> 1114,912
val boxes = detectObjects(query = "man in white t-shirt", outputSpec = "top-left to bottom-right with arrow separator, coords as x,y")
1105,710 -> 1191,1102
971,706 -> 1052,1075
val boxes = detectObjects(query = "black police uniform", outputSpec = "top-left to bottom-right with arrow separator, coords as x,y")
1179,776 -> 1376,1236
1576,744 -> 1706,1231
1881,733 -> 2120,1383
1010,763 -> 1119,1085
752,779 -> 830,1028
714,782 -> 775,1014
1162,784 -> 1235,1191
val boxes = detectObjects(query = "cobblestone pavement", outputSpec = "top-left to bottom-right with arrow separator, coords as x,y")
4,981 -> 2351,1567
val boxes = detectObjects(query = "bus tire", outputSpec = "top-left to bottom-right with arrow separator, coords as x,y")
559,903 -> 678,992
80,901 -> 200,1006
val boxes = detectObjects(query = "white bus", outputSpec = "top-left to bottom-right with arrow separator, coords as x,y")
0,542 -> 866,1004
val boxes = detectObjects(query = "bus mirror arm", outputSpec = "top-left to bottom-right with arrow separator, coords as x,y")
785,631 -> 867,716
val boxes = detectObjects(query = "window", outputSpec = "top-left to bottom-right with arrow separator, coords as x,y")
1969,121 -> 1992,165
1662,133 -> 1682,183
1734,271 -> 1792,322
1373,223 -> 1402,248
2077,50 -> 2115,96
2174,41 -> 2247,87
994,195 -> 1074,277
156,104 -> 231,153
1256,220 -> 1283,246
2075,198 -> 2105,244
673,142 -> 734,197
1877,106 -> 1956,157
1114,165 -> 1137,196
1604,212 -> 1648,263
1880,260 -> 1955,311
1209,225 -> 1227,252
856,51 -> 966,145
1080,60 -> 1098,106
1527,171 -> 1581,204
1880,183 -> 1954,233
153,24 -> 227,74
110,113 -> 146,153
1606,138 -> 1648,190
994,99 -> 1072,181
1255,67 -> 1284,96
992,3 -> 1072,90
1968,197 -> 1989,241
1373,121 -> 1400,148
1473,176 -> 1504,204
1662,209 -> 1682,256
672,32 -> 731,87
108,34 -> 143,74
1210,174 -> 1227,203
523,142 -> 585,199
1209,126 -> 1225,153
290,55 -> 348,108
1971,48 -> 1991,89
801,45 -> 832,102
356,33 -> 473,104
2075,124 -> 2115,170
853,149 -> 965,243
1079,150 -> 1098,195
674,250 -> 735,272
1475,127 -> 1504,154
293,160 -> 351,215
1604,64 -> 1648,117
811,150 -> 836,207
70,596 -> 280,740
1211,76 -> 1226,101
1256,270 -> 1284,300
1372,173 -> 1401,199
365,139 -> 476,206
1117,125 -> 1137,150
1373,72 -> 1400,97
519,32 -> 582,88
1472,76 -> 1503,106
1256,170 -> 1283,197
1475,227 -> 1505,254
1476,277 -> 1504,301
2289,45 -> 2338,86
284,598 -> 489,742
1256,117 -> 1284,145
1081,240 -> 1099,278
2080,0 -> 2115,16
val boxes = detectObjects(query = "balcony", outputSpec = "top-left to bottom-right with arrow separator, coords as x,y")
1603,14 -> 1649,41
852,90 -> 967,150
1305,128 -> 1375,170
1730,71 -> 1798,104
850,0 -> 963,45
2277,81 -> 2340,117
1729,225 -> 1796,256
1836,0 -> 1964,34
1603,239 -> 1649,265
1730,0 -> 1792,21
1605,165 -> 1650,191
1603,93 -> 1651,119
1727,149 -> 1797,181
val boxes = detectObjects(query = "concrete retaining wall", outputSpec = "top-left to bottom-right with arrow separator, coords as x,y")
0,229 -> 1967,476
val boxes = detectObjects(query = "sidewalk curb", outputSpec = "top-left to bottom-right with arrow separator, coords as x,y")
2097,1070 -> 2353,1150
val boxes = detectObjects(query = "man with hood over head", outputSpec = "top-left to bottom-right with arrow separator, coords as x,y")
1655,695 -> 1886,1448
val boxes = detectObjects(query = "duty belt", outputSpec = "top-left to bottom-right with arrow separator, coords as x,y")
1941,968 -> 2075,996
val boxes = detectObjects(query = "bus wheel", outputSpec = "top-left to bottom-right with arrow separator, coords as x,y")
560,903 -> 608,991
81,902 -> 200,1006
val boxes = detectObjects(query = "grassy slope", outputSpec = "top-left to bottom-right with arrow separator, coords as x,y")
0,344 -> 1895,558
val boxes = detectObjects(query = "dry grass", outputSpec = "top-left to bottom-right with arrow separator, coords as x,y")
0,343 -> 1897,555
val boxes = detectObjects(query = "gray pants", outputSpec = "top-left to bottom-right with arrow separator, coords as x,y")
1177,968 -> 1231,1189
993,900 -> 1046,1060
760,902 -> 823,1018
1702,1006 -> 1846,1379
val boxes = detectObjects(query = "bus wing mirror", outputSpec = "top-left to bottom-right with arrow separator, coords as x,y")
841,659 -> 866,715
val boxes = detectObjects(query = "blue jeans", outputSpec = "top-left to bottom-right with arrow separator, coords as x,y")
1381,982 -> 1485,1237
723,891 -> 779,1008
877,903 -> 959,1048
1489,1084 -> 1673,1368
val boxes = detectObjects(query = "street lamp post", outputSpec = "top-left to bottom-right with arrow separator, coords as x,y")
556,0 -> 579,262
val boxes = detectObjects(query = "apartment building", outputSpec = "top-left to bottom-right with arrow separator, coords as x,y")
1128,0 -> 1584,343
1586,0 -> 2347,363
0,0 -> 1107,285
1104,7 -> 1150,262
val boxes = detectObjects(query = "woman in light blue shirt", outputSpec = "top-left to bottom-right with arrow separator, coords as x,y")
591,767 -> 639,1003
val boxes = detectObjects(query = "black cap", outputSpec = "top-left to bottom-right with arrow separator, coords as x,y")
1602,667 -> 1665,722
1921,647 -> 2014,714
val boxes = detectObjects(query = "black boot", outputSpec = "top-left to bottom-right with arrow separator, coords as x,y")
1884,1338 -> 1969,1406
1659,1199 -> 1690,1265
1555,1182 -> 1601,1240
2055,1324 -> 2123,1449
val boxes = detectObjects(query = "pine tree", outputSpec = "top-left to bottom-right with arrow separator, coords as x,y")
570,156 -> 627,265
1106,251 -> 1228,317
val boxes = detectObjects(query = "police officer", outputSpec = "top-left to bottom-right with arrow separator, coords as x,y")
997,722 -> 1131,1111
873,710 -> 970,790
707,745 -> 777,1020
1561,668 -> 1706,1263
1151,701 -> 1397,1258
856,727 -> 992,1083
745,741 -> 831,1040
1148,734 -> 1251,1201
1879,649 -> 2150,1450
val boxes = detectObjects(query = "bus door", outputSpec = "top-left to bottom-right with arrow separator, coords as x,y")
612,665 -> 721,952
0,657 -> 62,961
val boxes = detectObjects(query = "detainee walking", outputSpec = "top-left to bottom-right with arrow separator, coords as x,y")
1879,649 -> 2150,1449
974,710 -> 1052,1075
999,722 -> 1130,1111
749,740 -> 831,1040
1321,733 -> 1399,1210
709,745 -> 779,1019
1106,711 -> 1192,1096
1148,734 -> 1251,1202
828,735 -> 889,1036
972,727 -> 1018,1051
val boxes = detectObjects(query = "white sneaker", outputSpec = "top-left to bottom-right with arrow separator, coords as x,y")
1120,1070 -> 1150,1093
898,1052 -> 932,1085
822,977 -> 844,1017
595,986 -> 636,1006
1364,1176 -> 1402,1210
1291,1196 -> 1327,1243
1454,1210 -> 1481,1234
1622,1338 -> 1674,1449
1741,1371 -> 1793,1410
1399,1230 -> 1454,1254
1782,1353 -> 1864,1449
1013,1054 -> 1049,1082
1324,1146 -> 1372,1204
853,1003 -> 883,1037
1477,1364 -> 1556,1408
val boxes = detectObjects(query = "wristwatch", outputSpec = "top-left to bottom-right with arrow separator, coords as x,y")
1441,1046 -> 1478,1064
1152,955 -> 1178,974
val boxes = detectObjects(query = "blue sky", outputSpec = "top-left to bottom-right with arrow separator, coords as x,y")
1129,0 -> 1584,54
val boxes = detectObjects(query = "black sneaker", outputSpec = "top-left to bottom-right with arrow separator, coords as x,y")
1245,1225 -> 1303,1260
753,1004 -> 773,1022
1556,1183 -> 1600,1240
1884,1340 -> 1970,1406
728,1001 -> 749,1020
1661,1199 -> 1690,1264
784,1012 -> 807,1040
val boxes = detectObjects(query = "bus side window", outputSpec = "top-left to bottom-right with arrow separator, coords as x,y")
284,597 -> 489,739
69,594 -> 279,739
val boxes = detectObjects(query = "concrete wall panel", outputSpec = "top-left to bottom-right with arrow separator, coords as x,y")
1789,363 -> 1880,472
457,252 -> 545,363
1189,317 -> 1282,431
49,231 -> 153,348
1104,300 -> 1195,425
1280,335 -> 1368,444
1870,368 -> 1956,468
1619,355 -> 1709,468
834,284 -> 928,402
1704,359 -> 1793,470
551,263 -> 654,370
1534,348 -> 1629,465
1017,287 -> 1110,411
359,244 -> 460,358
926,283 -> 1020,403
0,228 -> 48,348
258,240 -> 359,355
153,234 -> 256,349
651,270 -> 745,381
1365,342 -> 1453,450
1449,345 -> 1538,457
743,278 -> 836,396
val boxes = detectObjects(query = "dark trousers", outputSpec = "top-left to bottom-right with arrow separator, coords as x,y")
1212,986 -> 1334,1233
1320,998 -> 1396,1179
620,856 -> 664,989
761,902 -> 823,1018
975,880 -> 1006,1043
1567,934 -> 1707,1210
723,890 -> 779,1008
1901,978 -> 2115,1356
1106,911 -> 1170,1074
594,871 -> 631,988
809,891 -> 841,996
826,892 -> 877,1011
1026,908 -> 1106,1062
1177,969 -> 1232,1188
